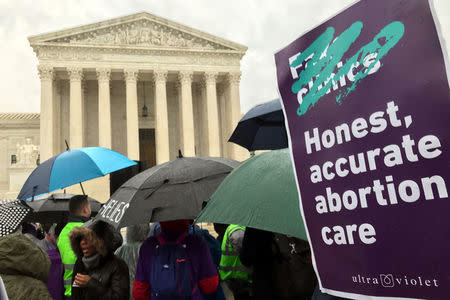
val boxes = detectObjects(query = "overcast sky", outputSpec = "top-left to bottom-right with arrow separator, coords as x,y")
0,0 -> 449,114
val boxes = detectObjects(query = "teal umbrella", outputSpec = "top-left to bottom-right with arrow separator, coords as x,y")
196,149 -> 307,239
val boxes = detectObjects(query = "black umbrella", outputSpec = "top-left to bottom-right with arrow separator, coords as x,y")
93,154 -> 239,229
0,199 -> 32,237
25,193 -> 102,224
229,99 -> 288,151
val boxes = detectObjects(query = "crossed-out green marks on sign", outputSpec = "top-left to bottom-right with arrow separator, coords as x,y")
290,21 -> 405,116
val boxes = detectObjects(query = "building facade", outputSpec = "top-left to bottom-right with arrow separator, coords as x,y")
1,12 -> 248,201
0,114 -> 40,198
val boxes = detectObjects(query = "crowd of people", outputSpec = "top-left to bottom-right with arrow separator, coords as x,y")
0,195 -> 345,300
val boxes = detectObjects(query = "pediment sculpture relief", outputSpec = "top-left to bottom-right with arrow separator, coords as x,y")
48,19 -> 230,50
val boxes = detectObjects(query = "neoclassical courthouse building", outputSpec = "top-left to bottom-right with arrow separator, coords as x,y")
0,12 -> 248,200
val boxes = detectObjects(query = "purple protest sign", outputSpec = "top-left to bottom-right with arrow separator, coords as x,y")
275,0 -> 449,299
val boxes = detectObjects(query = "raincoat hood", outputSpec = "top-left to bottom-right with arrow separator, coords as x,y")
69,220 -> 122,258
126,224 -> 150,243
0,232 -> 50,282
0,232 -> 52,299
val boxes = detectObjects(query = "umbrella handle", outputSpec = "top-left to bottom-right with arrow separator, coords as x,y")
31,186 -> 37,202
79,183 -> 86,195
66,140 -> 86,196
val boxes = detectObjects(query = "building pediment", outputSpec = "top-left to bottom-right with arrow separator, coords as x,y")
29,12 -> 247,53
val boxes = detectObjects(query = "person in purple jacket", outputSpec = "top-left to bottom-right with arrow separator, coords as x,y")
40,224 -> 63,300
25,223 -> 63,300
133,219 -> 219,300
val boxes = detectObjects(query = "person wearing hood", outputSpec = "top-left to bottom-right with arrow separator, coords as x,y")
149,222 -> 161,237
133,219 -> 219,300
115,224 -> 150,300
57,195 -> 92,298
0,230 -> 52,299
69,220 -> 129,300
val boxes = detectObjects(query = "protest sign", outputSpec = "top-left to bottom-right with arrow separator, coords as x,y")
275,0 -> 449,298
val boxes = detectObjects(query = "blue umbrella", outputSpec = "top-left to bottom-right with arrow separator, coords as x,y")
18,147 -> 136,201
228,99 -> 287,151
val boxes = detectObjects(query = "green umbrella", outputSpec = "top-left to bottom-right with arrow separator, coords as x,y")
196,148 -> 307,239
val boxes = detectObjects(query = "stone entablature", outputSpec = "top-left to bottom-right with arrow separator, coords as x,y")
0,113 -> 40,120
0,114 -> 40,129
30,46 -> 243,68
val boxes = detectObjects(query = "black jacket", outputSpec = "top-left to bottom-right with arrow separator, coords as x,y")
69,220 -> 129,300
240,227 -> 276,300
71,254 -> 129,300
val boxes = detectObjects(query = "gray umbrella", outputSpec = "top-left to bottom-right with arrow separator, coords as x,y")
25,193 -> 102,224
94,155 -> 239,229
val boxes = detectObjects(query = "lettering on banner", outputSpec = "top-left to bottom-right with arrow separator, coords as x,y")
301,100 -> 448,245
99,199 -> 129,224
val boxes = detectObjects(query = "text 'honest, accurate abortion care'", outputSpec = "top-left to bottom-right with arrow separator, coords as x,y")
303,101 -> 448,246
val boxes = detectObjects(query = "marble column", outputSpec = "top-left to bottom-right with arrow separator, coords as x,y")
68,67 -> 84,149
217,85 -> 228,158
153,69 -> 170,164
227,72 -> 244,160
96,68 -> 112,149
178,71 -> 196,157
204,72 -> 221,157
38,65 -> 54,161
124,69 -> 140,160
53,81 -> 62,155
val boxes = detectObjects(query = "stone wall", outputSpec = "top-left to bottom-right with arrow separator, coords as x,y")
0,114 -> 40,198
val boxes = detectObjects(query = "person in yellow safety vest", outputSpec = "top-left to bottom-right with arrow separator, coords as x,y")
219,224 -> 252,300
57,195 -> 91,299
